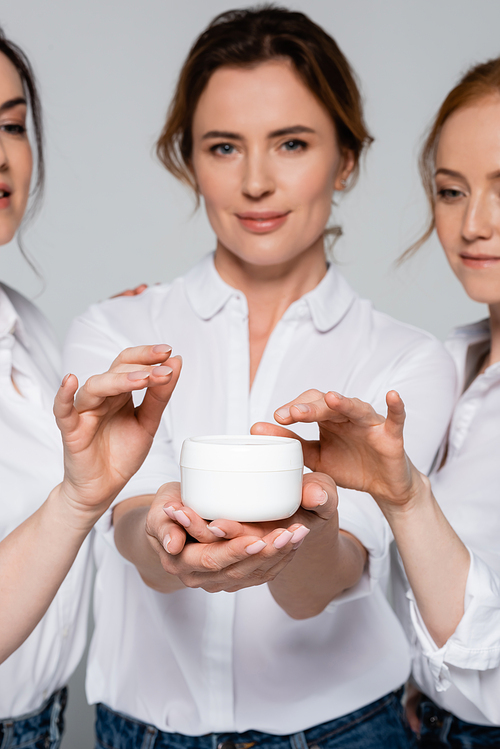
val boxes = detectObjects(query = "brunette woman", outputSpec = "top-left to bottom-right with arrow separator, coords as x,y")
260,57 -> 500,749
64,7 -> 456,749
0,29 -> 181,748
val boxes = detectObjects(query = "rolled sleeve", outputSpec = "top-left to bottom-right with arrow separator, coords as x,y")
408,550 -> 500,692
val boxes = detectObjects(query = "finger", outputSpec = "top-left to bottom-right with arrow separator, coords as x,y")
271,389 -> 325,424
323,391 -> 385,427
385,390 -> 406,439
109,343 -> 173,371
251,421 -> 320,471
53,373 -> 80,434
110,284 -> 147,299
135,356 -> 182,436
73,366 -> 174,413
146,483 -> 187,556
301,473 -> 338,520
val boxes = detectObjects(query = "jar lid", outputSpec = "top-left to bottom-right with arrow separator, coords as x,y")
180,435 -> 304,472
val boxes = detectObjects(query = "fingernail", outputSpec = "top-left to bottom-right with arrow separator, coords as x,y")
163,534 -> 171,553
245,539 -> 267,555
127,370 -> 150,381
290,526 -> 310,544
294,404 -> 310,414
154,365 -> 173,376
61,373 -> 71,386
173,509 -> 191,528
292,539 -> 305,550
330,391 -> 343,399
163,506 -> 176,520
207,524 -> 226,538
152,344 -> 172,354
311,486 -> 328,506
170,355 -> 183,364
275,407 -> 290,420
273,530 -> 294,549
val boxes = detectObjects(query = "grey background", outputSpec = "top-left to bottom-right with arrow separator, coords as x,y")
1,1 -> 499,746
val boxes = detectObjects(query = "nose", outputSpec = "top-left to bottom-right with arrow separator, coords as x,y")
461,192 -> 494,242
241,148 -> 275,200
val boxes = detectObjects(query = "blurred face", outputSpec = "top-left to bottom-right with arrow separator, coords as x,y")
190,60 -> 353,269
0,52 -> 32,246
434,95 -> 500,305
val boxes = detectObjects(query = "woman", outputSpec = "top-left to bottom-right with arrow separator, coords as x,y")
0,29 -> 181,748
257,56 -> 500,748
64,7 -> 456,749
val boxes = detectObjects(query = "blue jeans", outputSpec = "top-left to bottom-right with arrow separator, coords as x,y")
95,689 -> 417,749
0,687 -> 67,749
418,698 -> 500,747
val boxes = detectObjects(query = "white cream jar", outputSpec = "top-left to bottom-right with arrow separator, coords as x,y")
180,435 -> 304,522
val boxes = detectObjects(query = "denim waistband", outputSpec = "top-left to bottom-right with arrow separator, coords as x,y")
0,687 -> 67,749
418,697 -> 500,747
96,686 -> 414,749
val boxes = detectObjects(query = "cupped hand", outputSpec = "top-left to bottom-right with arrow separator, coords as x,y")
54,344 -> 181,523
143,475 -> 338,593
252,389 -> 423,508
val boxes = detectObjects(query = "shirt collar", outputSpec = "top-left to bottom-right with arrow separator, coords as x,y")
0,284 -> 30,347
184,252 -> 357,332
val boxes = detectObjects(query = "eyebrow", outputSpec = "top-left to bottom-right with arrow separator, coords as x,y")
435,167 -> 500,182
201,125 -> 316,140
0,97 -> 27,114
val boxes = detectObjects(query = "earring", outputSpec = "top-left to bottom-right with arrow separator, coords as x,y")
340,178 -> 347,187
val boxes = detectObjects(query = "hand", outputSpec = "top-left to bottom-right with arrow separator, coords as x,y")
143,478 -> 338,593
252,389 -> 424,509
53,344 -> 181,526
111,283 -> 148,298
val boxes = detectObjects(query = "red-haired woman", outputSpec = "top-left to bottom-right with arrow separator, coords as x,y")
261,57 -> 500,749
64,7 -> 456,749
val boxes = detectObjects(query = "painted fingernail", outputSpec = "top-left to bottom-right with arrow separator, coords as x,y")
311,486 -> 328,506
207,524 -> 226,538
127,370 -> 150,381
61,373 -> 71,386
275,407 -> 290,420
154,365 -> 173,376
294,403 -> 310,414
245,539 -> 267,555
152,344 -> 172,354
273,530 -> 294,549
290,526 -> 310,544
163,534 -> 171,553
292,539 -> 305,550
163,506 -> 176,520
170,355 -> 183,364
173,509 -> 191,528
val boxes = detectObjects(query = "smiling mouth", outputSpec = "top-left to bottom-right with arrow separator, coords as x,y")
0,189 -> 10,198
460,253 -> 500,266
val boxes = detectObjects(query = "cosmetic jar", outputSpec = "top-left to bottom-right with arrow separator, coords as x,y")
180,435 -> 304,521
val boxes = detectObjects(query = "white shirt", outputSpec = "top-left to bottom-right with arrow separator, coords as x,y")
0,283 -> 93,718
394,319 -> 500,726
64,253 -> 456,735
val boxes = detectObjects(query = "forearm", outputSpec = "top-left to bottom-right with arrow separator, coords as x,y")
268,521 -> 367,619
381,476 -> 470,647
113,499 -> 185,593
0,484 -> 92,664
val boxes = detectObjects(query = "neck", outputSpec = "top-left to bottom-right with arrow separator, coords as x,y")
214,239 -> 328,387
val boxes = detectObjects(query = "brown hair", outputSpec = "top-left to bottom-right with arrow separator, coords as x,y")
401,57 -> 500,262
157,4 -> 373,194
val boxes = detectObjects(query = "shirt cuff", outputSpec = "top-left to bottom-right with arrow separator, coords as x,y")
327,488 -> 392,608
408,549 -> 500,691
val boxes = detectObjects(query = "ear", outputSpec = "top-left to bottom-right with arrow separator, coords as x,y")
333,148 -> 356,191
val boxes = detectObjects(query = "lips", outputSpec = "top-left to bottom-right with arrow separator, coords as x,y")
236,211 -> 290,233
0,184 -> 11,209
460,253 -> 500,268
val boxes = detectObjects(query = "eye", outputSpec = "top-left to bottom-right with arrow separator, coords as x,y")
0,123 -> 27,136
437,188 -> 464,201
281,139 -> 307,152
210,143 -> 236,156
